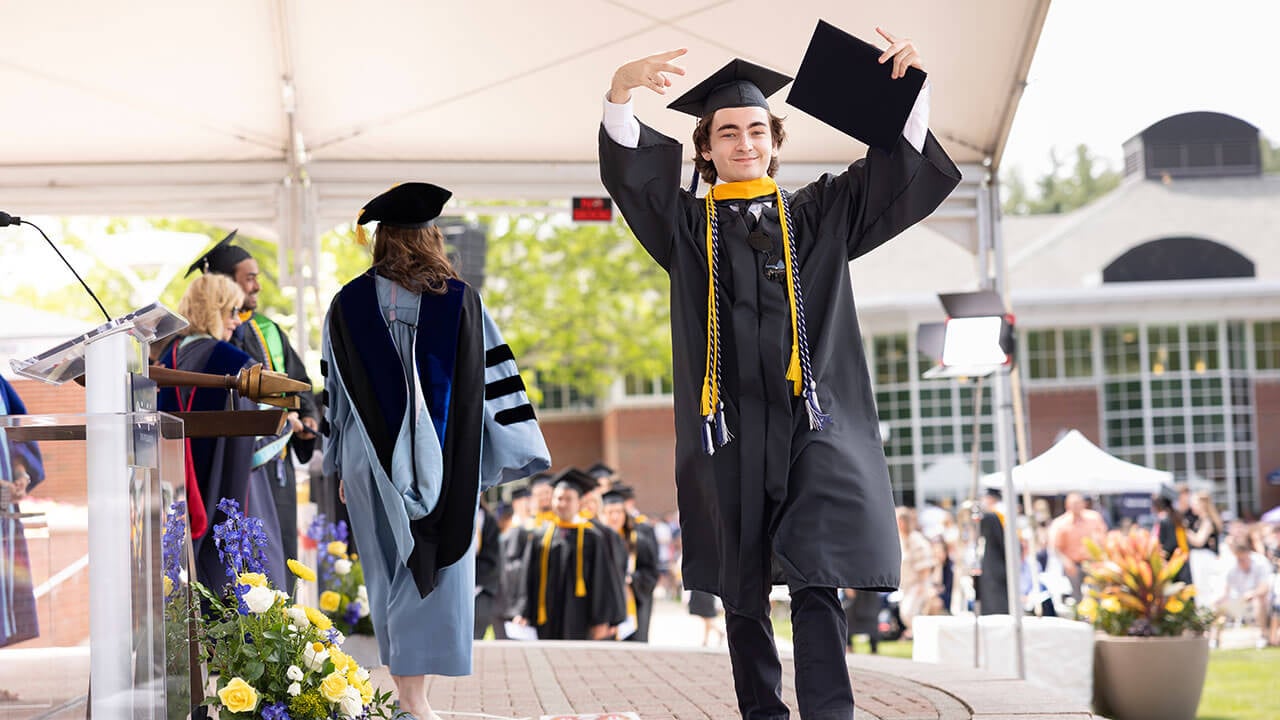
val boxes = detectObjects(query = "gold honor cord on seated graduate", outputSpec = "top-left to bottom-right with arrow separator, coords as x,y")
700,177 -> 830,455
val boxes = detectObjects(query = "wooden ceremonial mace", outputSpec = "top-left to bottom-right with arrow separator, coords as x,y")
147,364 -> 311,437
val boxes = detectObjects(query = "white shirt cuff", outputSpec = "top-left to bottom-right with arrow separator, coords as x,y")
602,93 -> 641,149
902,80 -> 931,153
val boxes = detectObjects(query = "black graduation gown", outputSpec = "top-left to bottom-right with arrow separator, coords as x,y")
628,521 -> 660,642
599,122 -> 962,617
519,520 -> 626,640
498,523 -> 532,621
232,313 -> 318,581
978,511 -> 1008,615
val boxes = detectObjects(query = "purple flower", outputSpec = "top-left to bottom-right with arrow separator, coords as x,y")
161,501 -> 187,600
260,701 -> 292,720
344,601 -> 362,626
211,497 -> 269,604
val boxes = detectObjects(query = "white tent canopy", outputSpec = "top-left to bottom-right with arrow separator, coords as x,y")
0,0 -> 1050,353
918,455 -> 977,501
980,430 -> 1172,496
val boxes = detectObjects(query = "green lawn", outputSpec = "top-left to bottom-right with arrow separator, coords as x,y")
1197,647 -> 1280,720
772,616 -> 1279,719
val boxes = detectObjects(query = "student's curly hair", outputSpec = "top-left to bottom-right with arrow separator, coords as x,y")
691,111 -> 787,184
178,273 -> 244,338
372,224 -> 461,295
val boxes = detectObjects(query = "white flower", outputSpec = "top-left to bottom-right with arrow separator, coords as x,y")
338,686 -> 364,718
329,630 -> 346,647
356,667 -> 370,683
286,665 -> 304,682
287,606 -> 310,628
303,642 -> 330,672
334,559 -> 353,576
241,585 -> 276,614
276,590 -> 290,603
286,624 -> 298,635
358,602 -> 370,619
287,681 -> 302,697
357,585 -> 368,603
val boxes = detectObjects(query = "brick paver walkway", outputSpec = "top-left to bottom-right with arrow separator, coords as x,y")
365,642 -> 1094,720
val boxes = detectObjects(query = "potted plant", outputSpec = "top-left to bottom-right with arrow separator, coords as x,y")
1079,527 -> 1215,720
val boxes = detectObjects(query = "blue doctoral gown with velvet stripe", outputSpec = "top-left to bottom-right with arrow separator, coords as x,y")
0,376 -> 45,647
322,273 -> 549,675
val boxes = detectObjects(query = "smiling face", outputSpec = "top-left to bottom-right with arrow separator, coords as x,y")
700,105 -> 776,183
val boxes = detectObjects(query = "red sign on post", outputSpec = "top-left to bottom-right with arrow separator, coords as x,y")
572,196 -> 613,222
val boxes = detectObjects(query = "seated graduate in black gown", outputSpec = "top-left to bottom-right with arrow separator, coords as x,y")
598,22 -> 961,720
157,268 -> 288,591
514,468 -> 626,640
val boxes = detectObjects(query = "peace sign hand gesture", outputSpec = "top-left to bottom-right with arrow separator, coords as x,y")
610,49 -> 689,104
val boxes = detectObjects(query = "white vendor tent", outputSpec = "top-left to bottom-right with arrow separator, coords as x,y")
980,429 -> 1172,496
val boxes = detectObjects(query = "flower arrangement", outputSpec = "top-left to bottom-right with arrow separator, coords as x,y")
193,499 -> 400,719
307,514 -> 373,636
1078,526 -> 1215,637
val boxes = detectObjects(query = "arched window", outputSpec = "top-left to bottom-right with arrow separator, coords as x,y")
1102,237 -> 1255,283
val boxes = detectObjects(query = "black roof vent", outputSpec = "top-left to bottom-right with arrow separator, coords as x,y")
1123,112 -> 1260,180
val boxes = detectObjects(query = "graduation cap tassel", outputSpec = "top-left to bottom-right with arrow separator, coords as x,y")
804,383 -> 831,432
688,164 -> 700,195
701,416 -> 717,456
777,186 -> 833,433
714,402 -> 732,447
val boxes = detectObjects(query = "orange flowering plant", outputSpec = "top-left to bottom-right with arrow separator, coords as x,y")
1077,527 -> 1215,637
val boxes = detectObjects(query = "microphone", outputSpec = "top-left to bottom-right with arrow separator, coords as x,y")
1,210 -> 111,321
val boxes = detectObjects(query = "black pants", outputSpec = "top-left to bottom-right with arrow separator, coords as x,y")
474,593 -> 494,640
725,586 -> 854,720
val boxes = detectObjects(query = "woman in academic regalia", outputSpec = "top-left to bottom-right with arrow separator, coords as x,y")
0,374 -> 46,650
322,183 -> 550,720
156,272 -> 288,591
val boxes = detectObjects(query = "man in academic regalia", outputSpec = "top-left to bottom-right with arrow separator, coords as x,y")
977,489 -> 1009,616
496,486 -> 534,638
529,472 -> 556,526
598,23 -> 960,719
514,468 -> 626,640
0,375 -> 45,650
473,501 -> 501,639
189,230 -> 320,586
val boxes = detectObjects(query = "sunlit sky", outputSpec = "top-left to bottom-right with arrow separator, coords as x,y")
1000,0 -> 1278,179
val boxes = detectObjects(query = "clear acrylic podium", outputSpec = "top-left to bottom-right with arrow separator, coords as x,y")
6,304 -> 196,720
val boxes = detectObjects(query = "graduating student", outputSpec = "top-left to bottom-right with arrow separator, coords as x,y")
598,22 -> 960,719
529,471 -> 556,526
322,182 -> 550,720
157,273 -> 289,590
496,486 -> 534,637
473,501 -> 501,640
977,489 -> 1009,615
514,468 -> 626,640
186,231 -> 320,589
612,483 -> 660,642
0,375 -> 45,649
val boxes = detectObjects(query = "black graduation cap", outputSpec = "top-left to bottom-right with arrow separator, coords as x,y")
585,462 -> 616,480
185,230 -> 249,278
786,20 -> 927,151
553,467 -> 598,496
985,487 -> 1003,500
529,471 -> 554,487
357,182 -> 452,232
667,58 -> 793,119
511,487 -> 532,500
610,482 -> 636,501
601,490 -> 627,506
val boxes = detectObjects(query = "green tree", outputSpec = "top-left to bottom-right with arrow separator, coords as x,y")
479,215 -> 671,403
1002,144 -> 1122,215
1262,135 -> 1280,173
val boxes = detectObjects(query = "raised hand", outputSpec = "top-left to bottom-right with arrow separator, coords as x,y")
609,48 -> 688,103
876,27 -> 924,79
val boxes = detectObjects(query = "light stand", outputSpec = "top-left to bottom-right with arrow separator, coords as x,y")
918,289 -> 1025,680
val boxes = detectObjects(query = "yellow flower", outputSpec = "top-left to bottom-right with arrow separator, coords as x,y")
1179,585 -> 1196,600
303,605 -> 333,631
163,575 -> 174,597
319,671 -> 349,703
1101,596 -> 1122,614
218,677 -> 259,713
328,648 -> 352,673
1166,597 -> 1185,614
358,678 -> 374,704
237,572 -> 269,588
320,591 -> 342,613
1076,597 -> 1097,621
350,553 -> 358,561
288,559 -> 317,582
328,541 -> 349,558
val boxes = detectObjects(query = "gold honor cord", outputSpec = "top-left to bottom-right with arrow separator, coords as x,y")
536,520 -> 589,626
